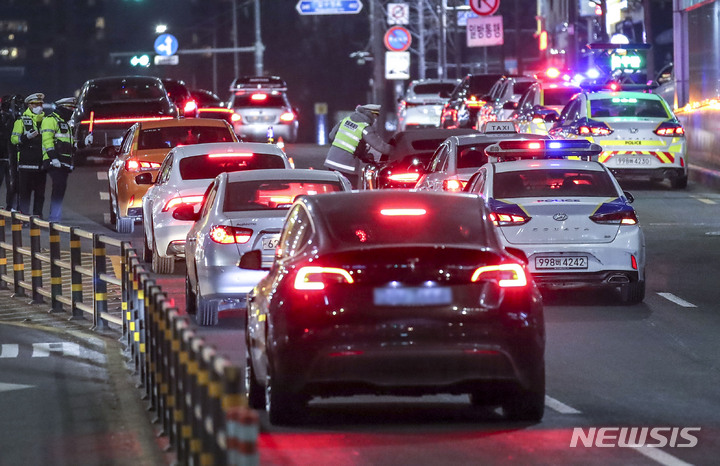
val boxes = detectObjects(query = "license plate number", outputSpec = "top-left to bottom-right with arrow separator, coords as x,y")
261,235 -> 280,250
374,286 -> 452,306
535,256 -> 588,269
615,156 -> 651,165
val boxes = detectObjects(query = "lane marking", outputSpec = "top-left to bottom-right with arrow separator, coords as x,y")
0,382 -> 34,393
99,192 -> 109,200
96,172 -> 108,180
691,195 -> 716,205
32,342 -> 80,357
657,292 -> 697,308
0,344 -> 19,358
632,446 -> 694,466
545,395 -> 581,414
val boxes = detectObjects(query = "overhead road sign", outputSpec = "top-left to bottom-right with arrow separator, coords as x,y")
154,34 -> 178,56
296,0 -> 363,15
384,26 -> 412,52
470,0 -> 500,16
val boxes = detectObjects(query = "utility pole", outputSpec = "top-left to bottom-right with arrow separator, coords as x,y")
439,0 -> 448,79
418,0 -> 426,79
254,0 -> 264,75
232,0 -> 239,77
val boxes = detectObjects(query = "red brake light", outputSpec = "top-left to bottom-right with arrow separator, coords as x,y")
443,179 -> 466,192
578,124 -> 613,136
387,172 -> 421,183
489,212 -> 531,226
125,159 -> 161,172
208,152 -> 253,158
589,210 -> 638,225
209,225 -> 253,244
294,266 -> 354,290
231,113 -> 242,122
279,111 -> 295,122
183,100 -> 198,114
250,93 -> 268,101
380,208 -> 426,216
465,96 -> 485,109
471,264 -> 527,287
162,195 -> 205,212
655,122 -> 685,137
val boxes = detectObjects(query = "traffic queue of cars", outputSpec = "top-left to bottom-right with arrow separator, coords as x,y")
94,70 -> 683,426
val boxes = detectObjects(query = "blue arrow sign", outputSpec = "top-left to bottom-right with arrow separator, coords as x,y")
296,0 -> 363,15
154,34 -> 178,57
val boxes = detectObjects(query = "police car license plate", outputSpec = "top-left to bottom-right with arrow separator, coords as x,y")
374,286 -> 452,306
261,235 -> 280,250
535,256 -> 588,269
615,156 -> 651,165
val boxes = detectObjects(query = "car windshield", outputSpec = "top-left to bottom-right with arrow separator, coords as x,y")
324,196 -> 490,246
138,126 -> 235,149
494,169 -> 618,198
179,153 -> 285,180
544,87 -> 581,106
590,97 -> 670,118
86,81 -> 166,101
231,92 -> 287,107
412,83 -> 457,95
224,180 -> 343,211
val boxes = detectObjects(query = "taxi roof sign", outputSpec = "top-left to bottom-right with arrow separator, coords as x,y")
481,121 -> 518,134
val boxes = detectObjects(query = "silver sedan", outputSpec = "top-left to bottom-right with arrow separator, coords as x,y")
177,169 -> 352,326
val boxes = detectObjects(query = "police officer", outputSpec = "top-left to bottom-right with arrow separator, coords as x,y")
10,93 -> 46,217
41,97 -> 76,223
324,104 -> 393,188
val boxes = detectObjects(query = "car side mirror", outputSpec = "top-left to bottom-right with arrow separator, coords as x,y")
135,172 -> 154,185
172,204 -> 200,221
238,249 -> 263,270
623,191 -> 635,204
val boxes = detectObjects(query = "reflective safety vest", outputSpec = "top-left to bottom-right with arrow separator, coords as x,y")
331,117 -> 369,155
41,113 -> 74,170
16,114 -> 44,171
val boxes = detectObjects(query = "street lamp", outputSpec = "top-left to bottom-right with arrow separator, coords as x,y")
155,24 -> 167,34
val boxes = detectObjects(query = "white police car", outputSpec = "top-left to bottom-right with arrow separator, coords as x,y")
548,90 -> 688,188
414,121 -> 549,192
464,139 -> 646,303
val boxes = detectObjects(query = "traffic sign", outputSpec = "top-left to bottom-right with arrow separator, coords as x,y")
469,0 -> 500,16
384,26 -> 412,52
154,34 -> 178,56
387,3 -> 410,25
296,0 -> 363,15
467,16 -> 504,47
386,51 -> 410,80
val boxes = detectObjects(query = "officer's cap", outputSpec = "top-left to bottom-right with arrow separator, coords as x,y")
25,93 -> 45,105
358,104 -> 381,114
56,97 -> 77,108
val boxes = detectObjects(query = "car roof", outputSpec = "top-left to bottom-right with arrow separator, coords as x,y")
491,158 -> 607,174
86,75 -> 162,85
136,118 -> 230,129
171,142 -> 286,158
224,168 -> 343,183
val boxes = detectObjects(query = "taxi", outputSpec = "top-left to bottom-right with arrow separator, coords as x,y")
414,121 -> 548,192
548,90 -> 688,188
464,139 -> 646,303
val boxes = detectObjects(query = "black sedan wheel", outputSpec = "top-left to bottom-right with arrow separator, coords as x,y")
265,362 -> 305,425
244,345 -> 265,410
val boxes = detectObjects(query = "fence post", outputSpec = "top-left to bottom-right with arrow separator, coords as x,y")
92,234 -> 109,330
48,222 -> 64,313
29,216 -> 43,304
0,213 -> 8,290
10,212 -> 25,298
69,227 -> 84,320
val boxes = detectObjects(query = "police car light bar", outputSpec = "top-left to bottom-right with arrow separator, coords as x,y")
485,139 -> 603,161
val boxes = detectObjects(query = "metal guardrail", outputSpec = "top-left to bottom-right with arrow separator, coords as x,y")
0,210 -> 258,465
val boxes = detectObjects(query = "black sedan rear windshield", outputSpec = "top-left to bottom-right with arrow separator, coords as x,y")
230,92 -> 287,108
139,126 -> 235,149
324,197 -> 491,246
179,153 -> 285,180
224,180 -> 343,211
86,81 -> 166,101
412,83 -> 457,95
494,169 -> 618,198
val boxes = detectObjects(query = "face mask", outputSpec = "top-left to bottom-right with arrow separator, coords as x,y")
31,106 -> 43,115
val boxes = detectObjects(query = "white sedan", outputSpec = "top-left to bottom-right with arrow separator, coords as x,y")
464,139 -> 646,303
140,142 -> 291,274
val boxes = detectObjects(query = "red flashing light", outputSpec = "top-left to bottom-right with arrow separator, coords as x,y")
209,225 -> 253,244
183,100 -> 198,114
471,264 -> 527,287
608,82 -> 620,92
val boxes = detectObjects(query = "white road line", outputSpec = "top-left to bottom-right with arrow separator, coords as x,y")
695,198 -> 715,205
544,395 -> 581,414
99,192 -> 109,200
0,344 -> 19,358
657,292 -> 697,308
96,172 -> 108,180
632,446 -> 694,466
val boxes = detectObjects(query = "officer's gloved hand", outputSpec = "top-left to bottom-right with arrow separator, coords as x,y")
50,159 -> 62,168
84,134 -> 93,146
24,130 -> 38,139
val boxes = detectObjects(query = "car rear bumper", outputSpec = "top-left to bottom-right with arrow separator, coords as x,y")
233,123 -> 297,142
197,265 -> 267,302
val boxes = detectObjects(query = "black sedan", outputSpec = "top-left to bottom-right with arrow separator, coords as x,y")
362,128 -> 477,189
241,190 -> 546,425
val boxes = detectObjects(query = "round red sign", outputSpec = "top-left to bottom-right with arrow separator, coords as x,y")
384,26 -> 412,52
470,0 -> 500,16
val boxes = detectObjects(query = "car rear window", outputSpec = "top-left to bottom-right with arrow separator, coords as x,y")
412,83 -> 457,95
179,153 -> 285,180
324,197 -> 490,246
543,87 -> 581,106
590,97 -> 670,118
468,75 -> 503,95
231,92 -> 287,107
224,180 -> 343,211
513,81 -> 535,96
494,169 -> 618,198
86,81 -> 166,101
457,143 -> 493,168
138,126 -> 235,149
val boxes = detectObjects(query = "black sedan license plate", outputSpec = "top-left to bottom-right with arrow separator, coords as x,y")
535,256 -> 588,269
374,286 -> 452,306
